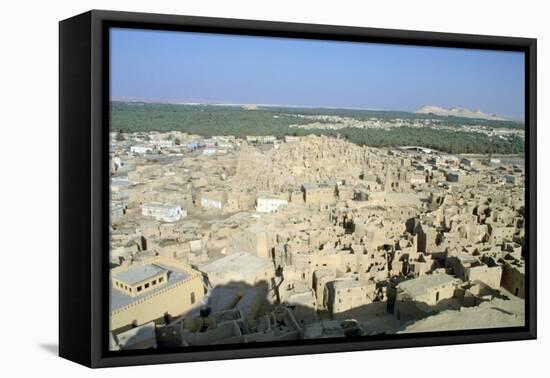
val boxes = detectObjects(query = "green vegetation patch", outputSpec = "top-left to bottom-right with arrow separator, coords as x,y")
111,102 -> 524,154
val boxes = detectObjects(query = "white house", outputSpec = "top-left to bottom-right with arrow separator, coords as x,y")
200,197 -> 223,209
200,191 -> 227,210
141,203 -> 186,222
150,139 -> 174,149
256,198 -> 288,213
130,145 -> 153,155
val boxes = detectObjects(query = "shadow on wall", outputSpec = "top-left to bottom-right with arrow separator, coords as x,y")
112,280 -> 352,349
111,279 -> 418,350
110,277 -> 515,351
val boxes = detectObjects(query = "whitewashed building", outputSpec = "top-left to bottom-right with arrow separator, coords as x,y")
200,191 -> 227,210
200,197 -> 223,209
256,198 -> 288,213
130,145 -> 153,155
150,139 -> 174,149
141,203 -> 186,222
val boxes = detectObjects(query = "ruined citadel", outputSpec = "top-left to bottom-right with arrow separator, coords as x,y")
108,132 -> 525,350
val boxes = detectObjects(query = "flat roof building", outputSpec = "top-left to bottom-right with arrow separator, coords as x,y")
394,273 -> 460,322
110,256 -> 204,332
199,251 -> 275,288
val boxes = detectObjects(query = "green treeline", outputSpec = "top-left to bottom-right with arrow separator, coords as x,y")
110,102 -> 524,155
111,102 -> 309,136
311,128 -> 524,155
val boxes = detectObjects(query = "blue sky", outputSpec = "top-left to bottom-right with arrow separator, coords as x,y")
110,28 -> 525,119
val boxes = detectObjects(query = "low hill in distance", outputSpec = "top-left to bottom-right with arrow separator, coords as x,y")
416,105 -> 520,122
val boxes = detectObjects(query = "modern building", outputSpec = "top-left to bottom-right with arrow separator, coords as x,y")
110,256 -> 204,331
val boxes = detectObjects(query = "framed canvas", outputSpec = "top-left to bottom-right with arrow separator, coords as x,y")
59,10 -> 537,368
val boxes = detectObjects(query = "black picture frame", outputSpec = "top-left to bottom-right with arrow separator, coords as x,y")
59,9 -> 537,368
